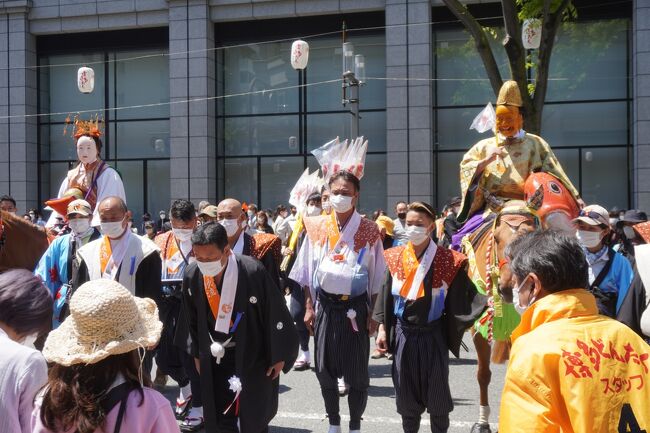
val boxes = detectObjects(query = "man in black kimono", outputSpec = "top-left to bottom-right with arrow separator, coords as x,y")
216,198 -> 282,291
374,202 -> 486,433
182,222 -> 298,433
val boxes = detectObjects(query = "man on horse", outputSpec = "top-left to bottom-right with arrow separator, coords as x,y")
452,80 -> 582,250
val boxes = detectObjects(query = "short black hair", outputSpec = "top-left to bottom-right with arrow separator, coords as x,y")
395,200 -> 407,208
0,195 -> 16,207
328,170 -> 361,192
0,269 -> 53,336
506,230 -> 588,293
307,192 -> 322,204
191,221 -> 228,250
170,199 -> 196,222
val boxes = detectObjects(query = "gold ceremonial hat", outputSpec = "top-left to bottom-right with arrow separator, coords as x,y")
496,80 -> 523,107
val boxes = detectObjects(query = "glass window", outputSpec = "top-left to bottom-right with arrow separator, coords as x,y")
113,50 -> 170,120
112,160 -> 144,222
115,120 -> 170,159
436,107 -> 488,151
147,160 -> 171,218
435,151 -> 464,210
307,111 -> 386,152
580,147 -> 629,209
540,101 -> 628,147
224,157 -> 258,204
221,43 -> 299,116
547,20 -> 628,102
223,115 -> 299,156
358,153 -> 387,214
260,156 -> 305,209
46,162 -> 71,200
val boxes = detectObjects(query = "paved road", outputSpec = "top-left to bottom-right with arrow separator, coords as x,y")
156,333 -> 506,433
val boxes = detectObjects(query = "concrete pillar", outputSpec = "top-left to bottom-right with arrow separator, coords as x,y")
385,0 -> 434,208
168,0 -> 216,205
634,0 -> 650,210
0,2 -> 37,214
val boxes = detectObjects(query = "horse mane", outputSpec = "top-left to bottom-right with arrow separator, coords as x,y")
1,209 -> 38,230
0,209 -> 50,272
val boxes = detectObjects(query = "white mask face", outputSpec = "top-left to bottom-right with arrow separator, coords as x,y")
576,230 -> 603,249
173,228 -> 193,243
159,213 -> 166,220
218,218 -> 240,237
76,136 -> 98,165
196,258 -> 224,277
322,201 -> 331,214
247,210 -> 255,218
623,226 -> 637,240
512,276 -> 534,315
306,205 -> 321,217
330,194 -> 354,213
100,218 -> 126,239
69,218 -> 91,236
406,225 -> 429,246
21,332 -> 38,348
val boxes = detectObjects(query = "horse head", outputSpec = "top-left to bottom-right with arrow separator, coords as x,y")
524,172 -> 580,234
0,210 -> 50,273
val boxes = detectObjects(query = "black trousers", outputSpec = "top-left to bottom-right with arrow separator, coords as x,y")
392,320 -> 452,433
288,279 -> 309,352
314,293 -> 370,430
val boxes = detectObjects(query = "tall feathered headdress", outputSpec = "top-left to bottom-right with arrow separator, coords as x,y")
311,136 -> 368,182
63,113 -> 104,139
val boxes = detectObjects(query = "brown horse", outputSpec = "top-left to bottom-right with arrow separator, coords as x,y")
0,210 -> 49,273
462,200 -> 538,433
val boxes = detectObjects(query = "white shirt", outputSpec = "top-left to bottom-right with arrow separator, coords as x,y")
233,231 -> 245,254
0,328 -> 48,433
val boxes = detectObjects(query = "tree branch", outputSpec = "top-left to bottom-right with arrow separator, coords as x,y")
501,0 -> 528,104
441,0 -> 503,95
533,0 -> 572,112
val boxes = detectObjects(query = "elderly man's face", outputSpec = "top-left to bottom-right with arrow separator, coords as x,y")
98,199 -> 127,224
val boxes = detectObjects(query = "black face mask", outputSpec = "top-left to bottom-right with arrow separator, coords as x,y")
397,212 -> 407,220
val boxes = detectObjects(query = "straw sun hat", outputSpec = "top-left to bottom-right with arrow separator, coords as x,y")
43,280 -> 162,366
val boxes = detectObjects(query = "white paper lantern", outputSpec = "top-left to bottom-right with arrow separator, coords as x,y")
77,66 -> 95,93
522,19 -> 542,50
290,40 -> 309,70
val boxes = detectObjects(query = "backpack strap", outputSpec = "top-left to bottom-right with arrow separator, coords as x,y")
100,382 -> 137,433
591,248 -> 616,290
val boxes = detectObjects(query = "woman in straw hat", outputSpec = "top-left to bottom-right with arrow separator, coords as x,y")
32,279 -> 179,433
0,269 -> 52,433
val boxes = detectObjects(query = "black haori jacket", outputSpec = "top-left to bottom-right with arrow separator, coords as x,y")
179,255 -> 298,433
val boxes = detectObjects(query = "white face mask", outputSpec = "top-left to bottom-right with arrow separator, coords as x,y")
219,218 -> 240,237
101,218 -> 126,239
69,218 -> 91,236
330,194 -> 354,213
21,333 -> 38,348
196,258 -> 224,277
322,201 -> 331,214
306,205 -> 321,217
576,230 -> 603,249
623,226 -> 637,240
173,228 -> 193,243
247,210 -> 255,218
406,225 -> 429,246
512,276 -> 534,316
159,213 -> 166,220
76,136 -> 98,165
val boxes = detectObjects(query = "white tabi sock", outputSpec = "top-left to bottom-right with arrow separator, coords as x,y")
478,405 -> 490,424
327,426 -> 341,433
301,349 -> 310,362
349,430 -> 361,433
179,383 -> 192,402
188,406 -> 203,418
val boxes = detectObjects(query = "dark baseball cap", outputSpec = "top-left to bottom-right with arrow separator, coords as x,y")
616,209 -> 648,227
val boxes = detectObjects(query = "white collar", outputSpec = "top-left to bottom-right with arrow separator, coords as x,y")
0,327 -> 8,340
233,230 -> 245,254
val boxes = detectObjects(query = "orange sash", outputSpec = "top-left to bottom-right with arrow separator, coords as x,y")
325,212 -> 340,251
399,242 -> 425,300
204,276 -> 221,320
99,236 -> 112,275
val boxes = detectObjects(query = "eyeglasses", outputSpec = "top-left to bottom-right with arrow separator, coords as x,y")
579,210 -> 608,224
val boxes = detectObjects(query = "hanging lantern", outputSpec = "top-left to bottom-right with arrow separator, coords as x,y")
290,40 -> 309,70
77,66 -> 94,93
522,19 -> 542,50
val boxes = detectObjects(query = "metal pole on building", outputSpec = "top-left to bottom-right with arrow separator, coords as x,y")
341,21 -> 363,139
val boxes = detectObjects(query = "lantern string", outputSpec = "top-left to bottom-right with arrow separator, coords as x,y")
1,15 -> 510,71
0,74 -> 601,120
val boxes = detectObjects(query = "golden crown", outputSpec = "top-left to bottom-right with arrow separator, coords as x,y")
63,113 -> 104,139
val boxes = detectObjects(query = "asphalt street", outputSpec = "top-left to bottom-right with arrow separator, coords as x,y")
156,332 -> 507,433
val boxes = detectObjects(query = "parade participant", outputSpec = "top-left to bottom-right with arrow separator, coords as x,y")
216,198 -> 282,290
393,201 -> 409,246
290,170 -> 386,433
153,200 -> 203,431
374,202 -> 485,433
615,209 -> 648,257
454,80 -> 580,248
46,117 -> 126,228
573,205 -> 633,318
35,199 -> 101,328
198,205 -> 219,224
180,222 -> 298,433
0,270 -> 52,433
0,194 -> 17,214
499,230 -> 650,432
73,196 -> 161,303
34,279 -> 178,433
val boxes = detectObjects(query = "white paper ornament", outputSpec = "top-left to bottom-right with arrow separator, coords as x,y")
291,40 -> 309,70
522,19 -> 542,50
77,67 -> 95,93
